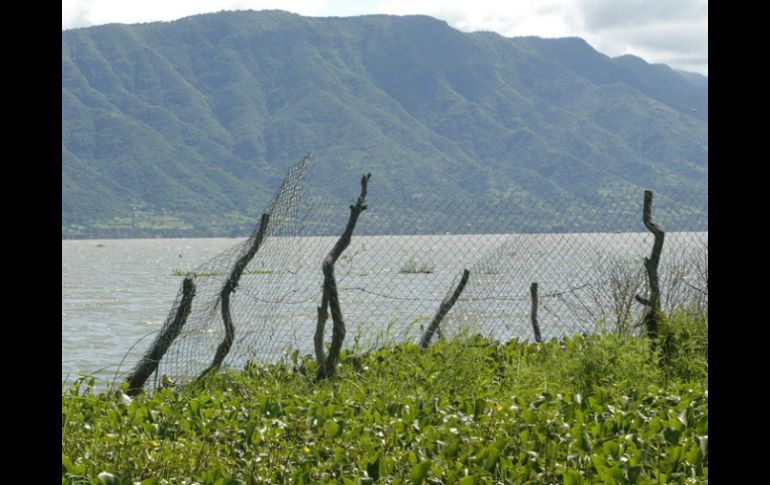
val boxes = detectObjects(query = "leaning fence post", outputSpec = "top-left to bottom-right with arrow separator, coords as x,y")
420,269 -> 470,349
316,174 -> 371,380
635,190 -> 665,340
126,276 -> 196,395
198,213 -> 271,380
530,282 -> 543,343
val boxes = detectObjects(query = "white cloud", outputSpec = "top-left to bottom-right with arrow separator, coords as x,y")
567,0 -> 708,74
62,0 -> 707,75
571,0 -> 706,31
373,0 -> 707,74
62,0 -> 331,30
375,0 -> 574,38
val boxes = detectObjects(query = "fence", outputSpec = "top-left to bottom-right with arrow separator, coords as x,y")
127,156 -> 707,392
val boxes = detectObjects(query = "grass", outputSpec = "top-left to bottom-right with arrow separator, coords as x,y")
399,257 -> 434,274
171,269 -> 274,277
62,312 -> 707,484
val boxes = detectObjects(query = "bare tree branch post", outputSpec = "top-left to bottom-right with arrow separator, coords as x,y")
126,276 -> 196,396
314,287 -> 330,367
530,282 -> 543,343
420,269 -> 470,349
635,190 -> 665,340
316,174 -> 371,379
199,213 -> 270,380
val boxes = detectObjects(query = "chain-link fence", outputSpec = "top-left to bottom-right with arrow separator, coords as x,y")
129,156 -> 707,391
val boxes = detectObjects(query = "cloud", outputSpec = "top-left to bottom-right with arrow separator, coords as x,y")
62,0 -> 707,75
374,0 -> 707,74
375,0 -> 574,38
566,0 -> 708,74
62,0 -> 331,30
62,0 -> 95,29
571,0 -> 706,31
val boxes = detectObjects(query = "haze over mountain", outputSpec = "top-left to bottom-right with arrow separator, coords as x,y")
62,10 -> 707,238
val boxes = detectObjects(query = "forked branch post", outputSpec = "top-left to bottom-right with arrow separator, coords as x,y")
199,213 -> 270,380
635,190 -> 665,340
316,173 -> 371,379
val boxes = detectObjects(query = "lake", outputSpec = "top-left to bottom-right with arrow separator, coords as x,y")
62,232 -> 707,386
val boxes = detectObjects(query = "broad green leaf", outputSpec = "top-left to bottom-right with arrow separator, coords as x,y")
685,445 -> 700,464
331,447 -> 345,462
409,461 -> 431,484
326,420 -> 341,438
366,454 -> 380,481
599,466 -> 624,482
445,440 -> 459,458
580,432 -> 593,452
667,446 -> 682,466
61,453 -> 74,473
483,445 -> 500,471
563,469 -> 582,485
245,420 -> 258,444
602,440 -> 619,459
627,466 -> 643,482
522,409 -> 536,424
698,435 -> 708,457
474,398 -> 485,419
213,478 -> 240,485
677,408 -> 688,427
591,454 -> 606,472
62,453 -> 86,475
664,427 -> 681,445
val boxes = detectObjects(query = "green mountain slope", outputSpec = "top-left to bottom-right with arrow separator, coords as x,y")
62,10 -> 707,238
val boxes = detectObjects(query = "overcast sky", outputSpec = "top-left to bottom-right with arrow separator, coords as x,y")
62,0 -> 708,75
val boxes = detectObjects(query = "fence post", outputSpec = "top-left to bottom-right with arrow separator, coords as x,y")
198,213 -> 270,380
635,190 -> 665,340
316,174 -> 371,379
530,282 -> 543,343
420,269 -> 470,349
126,276 -> 196,395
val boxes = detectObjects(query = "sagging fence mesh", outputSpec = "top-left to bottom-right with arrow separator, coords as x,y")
128,156 -> 707,392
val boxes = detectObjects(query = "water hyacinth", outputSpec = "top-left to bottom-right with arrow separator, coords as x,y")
63,313 -> 707,484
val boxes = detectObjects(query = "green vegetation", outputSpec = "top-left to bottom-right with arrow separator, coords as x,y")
400,257 -> 434,274
171,269 -> 272,277
62,11 -> 707,238
62,312 -> 707,483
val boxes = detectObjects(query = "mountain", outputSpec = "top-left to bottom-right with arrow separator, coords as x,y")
62,10 -> 707,238
676,69 -> 708,89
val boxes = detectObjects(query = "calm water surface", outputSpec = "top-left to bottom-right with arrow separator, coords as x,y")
63,233 -> 706,385
62,239 -> 238,384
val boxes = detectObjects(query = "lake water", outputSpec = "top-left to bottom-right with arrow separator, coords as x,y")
62,233 -> 707,386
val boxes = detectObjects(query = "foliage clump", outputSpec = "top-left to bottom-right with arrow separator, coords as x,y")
63,313 -> 707,484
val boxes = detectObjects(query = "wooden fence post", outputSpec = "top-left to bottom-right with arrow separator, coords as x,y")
420,269 -> 470,349
198,213 -> 270,380
530,282 -> 542,343
316,174 -> 371,379
635,190 -> 665,340
126,276 -> 196,395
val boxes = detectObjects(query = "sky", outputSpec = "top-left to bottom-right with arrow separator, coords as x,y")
61,0 -> 708,75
